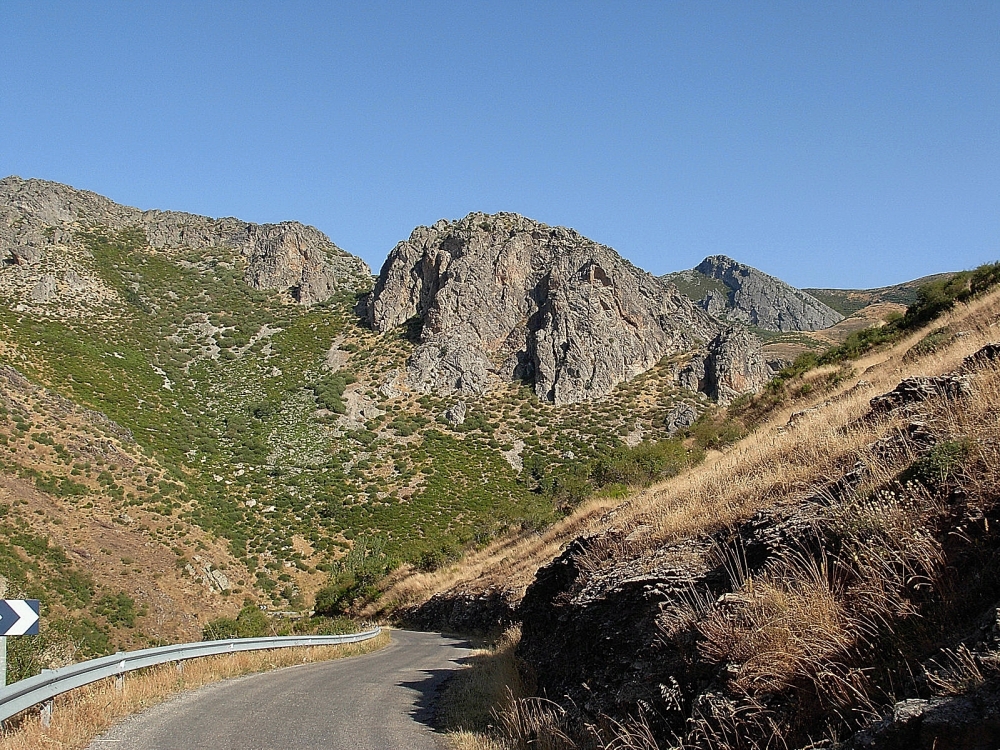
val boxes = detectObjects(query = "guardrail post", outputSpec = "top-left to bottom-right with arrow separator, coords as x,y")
175,660 -> 183,674
40,699 -> 52,728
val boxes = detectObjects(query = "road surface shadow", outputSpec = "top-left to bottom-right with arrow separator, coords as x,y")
400,637 -> 476,731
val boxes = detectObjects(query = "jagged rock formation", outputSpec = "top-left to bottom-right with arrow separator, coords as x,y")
0,176 -> 370,304
667,255 -> 844,332
368,212 -> 719,404
677,325 -> 770,405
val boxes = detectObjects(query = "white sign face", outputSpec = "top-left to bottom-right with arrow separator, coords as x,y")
0,600 -> 40,636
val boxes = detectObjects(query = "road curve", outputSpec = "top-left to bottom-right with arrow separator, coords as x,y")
87,630 -> 473,750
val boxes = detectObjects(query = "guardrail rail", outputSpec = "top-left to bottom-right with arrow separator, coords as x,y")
0,628 -> 382,725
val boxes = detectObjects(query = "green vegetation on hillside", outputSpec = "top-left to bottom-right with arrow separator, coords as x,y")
2,225 -> 714,620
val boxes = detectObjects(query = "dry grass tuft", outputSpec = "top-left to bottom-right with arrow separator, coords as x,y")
0,632 -> 389,750
923,644 -> 985,697
698,546 -> 855,697
439,627 -> 526,737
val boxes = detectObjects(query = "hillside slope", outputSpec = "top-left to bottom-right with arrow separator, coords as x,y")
0,178 -> 761,675
404,284 -> 1000,748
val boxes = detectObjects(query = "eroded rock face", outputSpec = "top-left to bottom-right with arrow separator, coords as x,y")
669,255 -> 843,332
676,325 -> 770,405
368,212 -> 718,404
515,347 -> 1000,748
705,325 -> 771,405
0,176 -> 370,303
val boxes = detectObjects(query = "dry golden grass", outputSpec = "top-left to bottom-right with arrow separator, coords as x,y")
439,627 -> 525,750
0,631 -> 389,750
387,288 -> 1000,615
697,551 -> 854,696
439,625 -> 661,750
367,497 -> 619,617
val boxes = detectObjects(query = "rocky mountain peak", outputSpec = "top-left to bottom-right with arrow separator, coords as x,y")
667,254 -> 843,332
368,212 -> 720,404
1,176 -> 371,305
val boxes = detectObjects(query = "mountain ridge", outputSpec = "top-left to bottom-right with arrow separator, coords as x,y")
665,254 -> 844,332
1,176 -> 371,307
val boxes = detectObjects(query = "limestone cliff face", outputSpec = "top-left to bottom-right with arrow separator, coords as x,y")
0,176 -> 370,304
667,255 -> 843,332
368,212 -> 719,404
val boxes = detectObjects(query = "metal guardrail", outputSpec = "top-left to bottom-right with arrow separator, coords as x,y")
0,628 -> 381,724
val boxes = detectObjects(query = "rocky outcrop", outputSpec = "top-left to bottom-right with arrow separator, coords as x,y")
399,588 -> 519,635
8,245 -> 41,265
705,325 -> 771,405
667,255 -> 843,332
367,212 -> 719,404
0,176 -> 370,303
677,325 -> 770,405
665,402 -> 697,434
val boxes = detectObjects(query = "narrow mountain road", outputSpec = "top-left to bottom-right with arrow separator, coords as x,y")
87,630 -> 473,750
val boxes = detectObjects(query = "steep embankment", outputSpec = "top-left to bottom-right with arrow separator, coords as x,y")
424,287 -> 1000,749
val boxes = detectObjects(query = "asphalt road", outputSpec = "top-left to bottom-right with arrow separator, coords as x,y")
87,630 -> 474,750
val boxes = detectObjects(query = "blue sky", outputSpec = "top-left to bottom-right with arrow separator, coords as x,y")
1,2 -> 997,288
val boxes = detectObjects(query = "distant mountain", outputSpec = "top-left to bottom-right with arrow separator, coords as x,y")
665,255 -> 844,332
804,273 -> 957,317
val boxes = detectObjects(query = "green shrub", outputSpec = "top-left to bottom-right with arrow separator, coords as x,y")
592,438 -> 697,486
904,439 -> 973,487
202,604 -> 269,640
309,372 -> 357,414
94,592 -> 142,628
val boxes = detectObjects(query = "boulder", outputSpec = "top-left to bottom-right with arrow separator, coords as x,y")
665,402 -> 697,434
30,274 -> 58,303
443,401 -> 467,426
8,245 -> 41,265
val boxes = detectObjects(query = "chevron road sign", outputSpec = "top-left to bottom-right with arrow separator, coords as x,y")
0,600 -> 40,688
0,600 -> 39,636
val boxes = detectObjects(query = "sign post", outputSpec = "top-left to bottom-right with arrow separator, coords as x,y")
0,600 -> 40,687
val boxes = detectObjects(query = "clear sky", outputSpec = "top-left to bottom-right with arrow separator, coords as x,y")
1,2 -> 997,288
